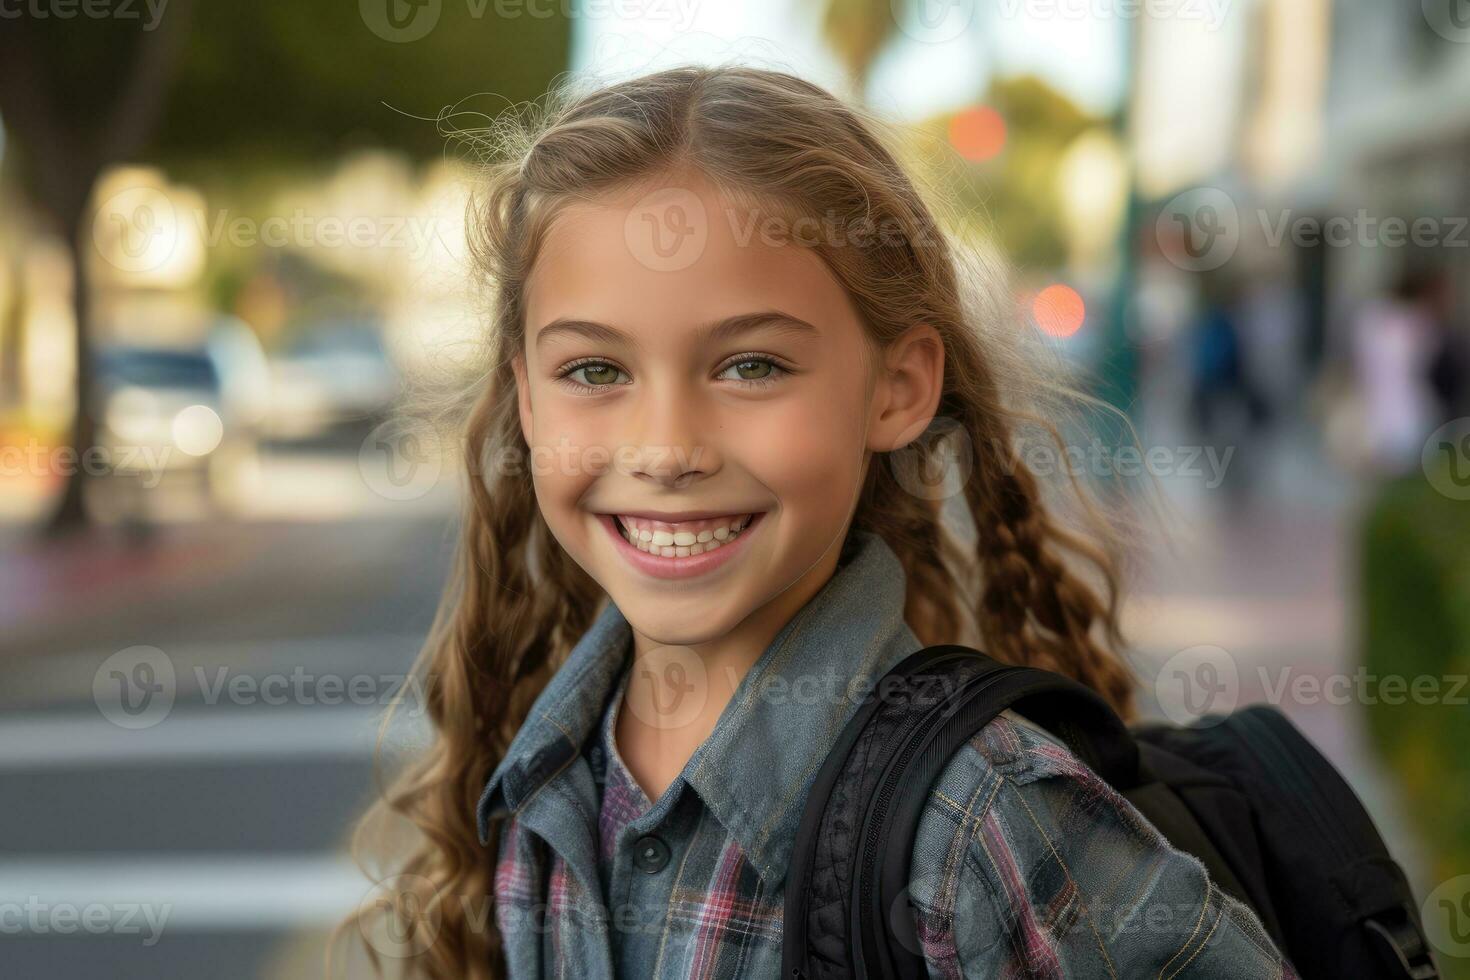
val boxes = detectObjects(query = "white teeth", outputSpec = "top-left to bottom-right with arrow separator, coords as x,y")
615,514 -> 755,556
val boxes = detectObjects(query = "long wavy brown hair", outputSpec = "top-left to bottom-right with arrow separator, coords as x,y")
335,63 -> 1145,979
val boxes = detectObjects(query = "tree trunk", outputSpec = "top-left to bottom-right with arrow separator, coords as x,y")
0,1 -> 194,541
0,251 -> 24,411
43,208 -> 97,540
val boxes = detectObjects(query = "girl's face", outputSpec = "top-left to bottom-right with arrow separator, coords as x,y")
513,173 -> 940,649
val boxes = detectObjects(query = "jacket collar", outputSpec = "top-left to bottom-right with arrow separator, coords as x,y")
475,528 -> 923,885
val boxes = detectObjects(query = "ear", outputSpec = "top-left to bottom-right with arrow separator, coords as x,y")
512,352 -> 534,446
867,323 -> 945,453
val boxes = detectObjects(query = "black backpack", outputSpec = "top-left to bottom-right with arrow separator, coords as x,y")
782,644 -> 1439,980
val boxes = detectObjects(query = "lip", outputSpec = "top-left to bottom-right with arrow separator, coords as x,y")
596,511 -> 766,581
605,509 -> 755,523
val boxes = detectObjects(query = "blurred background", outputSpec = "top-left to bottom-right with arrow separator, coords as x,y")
2,0 -> 1469,976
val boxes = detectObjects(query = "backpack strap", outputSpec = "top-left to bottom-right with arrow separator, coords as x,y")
785,644 -> 1439,980
783,644 -> 1142,980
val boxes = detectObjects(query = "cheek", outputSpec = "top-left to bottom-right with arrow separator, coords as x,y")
740,388 -> 869,514
526,401 -> 608,526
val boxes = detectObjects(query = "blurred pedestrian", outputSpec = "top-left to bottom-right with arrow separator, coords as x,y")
1187,270 -> 1269,503
1350,269 -> 1443,475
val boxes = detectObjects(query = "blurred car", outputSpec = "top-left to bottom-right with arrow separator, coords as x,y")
93,345 -> 228,482
91,325 -> 269,520
264,316 -> 400,441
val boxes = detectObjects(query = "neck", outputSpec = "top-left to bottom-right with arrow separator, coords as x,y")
627,539 -> 845,701
616,538 -> 846,800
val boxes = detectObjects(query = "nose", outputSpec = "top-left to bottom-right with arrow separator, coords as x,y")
622,382 -> 718,489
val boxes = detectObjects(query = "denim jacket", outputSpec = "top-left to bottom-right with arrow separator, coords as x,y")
476,529 -> 1298,978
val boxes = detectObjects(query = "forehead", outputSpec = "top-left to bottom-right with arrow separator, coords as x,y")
523,177 -> 858,349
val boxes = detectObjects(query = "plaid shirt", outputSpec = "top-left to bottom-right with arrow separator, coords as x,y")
477,529 -> 1299,978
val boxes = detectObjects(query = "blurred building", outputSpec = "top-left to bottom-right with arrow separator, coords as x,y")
1322,0 -> 1470,313
1134,0 -> 1470,347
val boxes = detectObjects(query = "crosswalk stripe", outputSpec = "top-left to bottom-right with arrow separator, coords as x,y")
0,706 -> 430,770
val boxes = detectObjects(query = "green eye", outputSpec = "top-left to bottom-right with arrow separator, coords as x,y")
717,356 -> 787,387
557,360 -> 627,391
729,360 -> 772,381
577,363 -> 621,386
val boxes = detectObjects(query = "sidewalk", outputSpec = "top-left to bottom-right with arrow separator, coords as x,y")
1119,424 -> 1435,900
0,448 -> 459,645
0,523 -> 249,638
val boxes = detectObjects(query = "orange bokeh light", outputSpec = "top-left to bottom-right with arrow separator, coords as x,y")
948,106 -> 1007,162
1031,284 -> 1086,337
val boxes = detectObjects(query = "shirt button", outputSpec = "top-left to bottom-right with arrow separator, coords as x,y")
632,835 -> 670,874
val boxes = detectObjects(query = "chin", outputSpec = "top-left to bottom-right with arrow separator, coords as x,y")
617,597 -> 737,647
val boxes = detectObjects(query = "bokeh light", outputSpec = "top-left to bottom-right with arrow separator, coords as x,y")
948,106 -> 1007,162
1031,283 -> 1087,337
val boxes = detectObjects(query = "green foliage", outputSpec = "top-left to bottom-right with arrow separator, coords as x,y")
151,1 -> 571,173
916,75 -> 1104,271
1360,467 -> 1470,975
814,0 -> 892,81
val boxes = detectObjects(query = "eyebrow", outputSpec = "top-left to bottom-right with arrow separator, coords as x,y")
533,310 -> 820,352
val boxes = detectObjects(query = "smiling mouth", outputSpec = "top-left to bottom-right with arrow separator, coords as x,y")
610,512 -> 757,557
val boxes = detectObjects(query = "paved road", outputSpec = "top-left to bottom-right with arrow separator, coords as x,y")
0,436 -> 1435,977
1,450 -> 457,979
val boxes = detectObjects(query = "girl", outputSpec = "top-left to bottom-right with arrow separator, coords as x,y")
347,65 -> 1296,978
